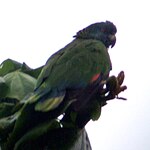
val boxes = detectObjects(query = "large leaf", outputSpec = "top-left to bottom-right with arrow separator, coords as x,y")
0,77 -> 9,98
0,59 -> 22,76
23,65 -> 43,79
0,113 -> 19,145
0,103 -> 15,118
18,62 -> 43,79
14,120 -> 61,150
3,71 -> 36,100
0,59 -> 43,79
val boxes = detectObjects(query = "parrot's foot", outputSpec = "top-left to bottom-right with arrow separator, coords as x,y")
102,71 -> 127,101
107,71 -> 127,100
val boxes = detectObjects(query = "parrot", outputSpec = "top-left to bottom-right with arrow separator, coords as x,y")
3,21 -> 117,150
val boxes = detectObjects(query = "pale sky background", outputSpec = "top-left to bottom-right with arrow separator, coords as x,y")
0,0 -> 150,150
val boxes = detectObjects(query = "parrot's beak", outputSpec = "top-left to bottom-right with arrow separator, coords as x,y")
109,34 -> 116,48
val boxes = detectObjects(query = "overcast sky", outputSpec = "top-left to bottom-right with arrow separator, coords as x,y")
0,0 -> 150,150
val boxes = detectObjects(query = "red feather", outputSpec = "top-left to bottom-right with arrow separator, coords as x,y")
91,73 -> 101,83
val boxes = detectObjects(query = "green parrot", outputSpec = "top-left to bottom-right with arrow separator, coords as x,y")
32,20 -> 116,112
4,21 -> 117,150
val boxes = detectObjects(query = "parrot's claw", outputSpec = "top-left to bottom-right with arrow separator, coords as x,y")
115,85 -> 127,100
116,96 -> 127,100
102,71 -> 127,101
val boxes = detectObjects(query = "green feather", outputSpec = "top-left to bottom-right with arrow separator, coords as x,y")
35,94 -> 65,112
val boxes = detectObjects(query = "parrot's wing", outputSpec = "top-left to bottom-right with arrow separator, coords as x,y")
30,39 -> 111,112
36,48 -> 65,89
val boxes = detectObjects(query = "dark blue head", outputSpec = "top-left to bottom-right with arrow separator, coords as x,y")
74,21 -> 117,48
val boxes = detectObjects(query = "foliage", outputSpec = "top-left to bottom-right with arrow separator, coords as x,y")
0,59 -> 91,150
0,59 -> 43,149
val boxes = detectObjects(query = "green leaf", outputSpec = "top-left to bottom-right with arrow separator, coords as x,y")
0,59 -> 22,76
0,59 -> 43,79
14,120 -> 61,150
23,66 -> 43,79
20,62 -> 43,79
0,113 -> 19,144
4,71 -> 36,100
0,103 -> 15,118
0,77 -> 9,98
20,62 -> 31,72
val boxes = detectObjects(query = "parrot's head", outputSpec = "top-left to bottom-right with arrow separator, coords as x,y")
74,21 -> 117,48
